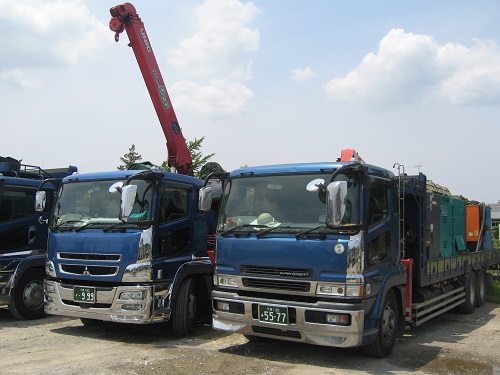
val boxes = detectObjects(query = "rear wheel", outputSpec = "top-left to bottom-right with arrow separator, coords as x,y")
475,269 -> 486,308
172,277 -> 197,337
458,272 -> 476,314
363,289 -> 398,358
9,269 -> 45,320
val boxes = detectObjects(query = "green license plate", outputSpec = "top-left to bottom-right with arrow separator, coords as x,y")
74,286 -> 95,303
258,304 -> 288,324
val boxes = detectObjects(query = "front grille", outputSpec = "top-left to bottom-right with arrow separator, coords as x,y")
242,278 -> 310,292
252,325 -> 301,339
241,265 -> 311,278
58,253 -> 121,261
61,264 -> 118,276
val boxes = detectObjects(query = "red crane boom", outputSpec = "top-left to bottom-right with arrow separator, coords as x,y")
109,3 -> 193,176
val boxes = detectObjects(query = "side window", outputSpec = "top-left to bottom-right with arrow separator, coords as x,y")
159,187 -> 189,224
0,189 -> 35,222
367,231 -> 391,266
367,181 -> 388,226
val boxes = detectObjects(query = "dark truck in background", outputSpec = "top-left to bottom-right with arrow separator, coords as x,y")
0,156 -> 77,319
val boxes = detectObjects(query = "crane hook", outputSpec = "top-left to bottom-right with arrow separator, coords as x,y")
109,17 -> 125,43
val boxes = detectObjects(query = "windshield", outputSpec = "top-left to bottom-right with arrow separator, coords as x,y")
218,173 -> 360,234
51,179 -> 153,229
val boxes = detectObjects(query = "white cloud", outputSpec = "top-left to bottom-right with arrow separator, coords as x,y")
171,79 -> 254,116
168,0 -> 260,115
0,69 -> 37,88
323,28 -> 500,107
291,66 -> 317,81
0,0 -> 109,85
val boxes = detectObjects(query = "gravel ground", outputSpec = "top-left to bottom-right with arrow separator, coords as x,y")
0,303 -> 498,375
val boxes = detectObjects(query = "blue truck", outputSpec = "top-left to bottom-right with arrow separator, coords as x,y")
0,156 -> 77,319
204,150 -> 500,357
38,3 -> 221,336
39,169 -> 217,335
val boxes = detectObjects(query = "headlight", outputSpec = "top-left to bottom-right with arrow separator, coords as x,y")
214,274 -> 238,288
120,290 -> 145,300
316,282 -> 363,297
325,313 -> 350,325
316,283 -> 346,296
346,284 -> 364,297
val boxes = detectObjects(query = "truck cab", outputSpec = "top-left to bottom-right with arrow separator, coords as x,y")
210,161 -> 406,356
43,169 -> 213,335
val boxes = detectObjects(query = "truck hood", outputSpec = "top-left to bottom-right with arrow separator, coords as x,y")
215,235 -> 351,282
47,229 -> 143,283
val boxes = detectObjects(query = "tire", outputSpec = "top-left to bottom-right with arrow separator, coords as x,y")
172,277 -> 197,337
363,289 -> 398,358
475,269 -> 486,308
80,318 -> 103,326
458,272 -> 476,314
9,269 -> 45,320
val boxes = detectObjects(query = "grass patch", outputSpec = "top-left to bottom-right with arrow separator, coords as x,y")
486,271 -> 500,304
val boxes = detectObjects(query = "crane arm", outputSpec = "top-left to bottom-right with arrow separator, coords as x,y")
109,3 -> 193,175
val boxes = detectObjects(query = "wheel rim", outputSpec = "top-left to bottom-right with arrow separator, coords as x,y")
382,303 -> 396,343
23,280 -> 44,310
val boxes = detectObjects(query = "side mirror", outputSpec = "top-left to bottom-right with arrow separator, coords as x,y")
120,184 -> 138,220
109,181 -> 124,193
198,186 -> 213,212
326,181 -> 347,226
35,191 -> 46,212
306,178 -> 326,203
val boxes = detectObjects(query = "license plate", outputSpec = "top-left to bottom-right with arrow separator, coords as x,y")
74,286 -> 95,303
258,304 -> 288,324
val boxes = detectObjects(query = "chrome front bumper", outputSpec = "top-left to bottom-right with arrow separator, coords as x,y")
212,290 -> 365,348
44,280 -> 171,324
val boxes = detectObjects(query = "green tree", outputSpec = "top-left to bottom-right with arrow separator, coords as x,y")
160,136 -> 215,178
492,225 -> 499,248
117,144 -> 142,170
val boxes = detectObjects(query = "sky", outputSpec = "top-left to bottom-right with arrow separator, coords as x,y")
1,0 -> 499,203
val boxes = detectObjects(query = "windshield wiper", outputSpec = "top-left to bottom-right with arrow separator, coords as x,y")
219,224 -> 266,236
53,220 -> 85,230
103,221 -> 126,232
74,221 -> 97,232
256,225 -> 293,238
295,226 -> 327,239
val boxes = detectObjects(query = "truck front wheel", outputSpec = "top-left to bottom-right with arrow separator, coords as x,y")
363,289 -> 398,358
9,269 -> 45,320
172,277 -> 197,337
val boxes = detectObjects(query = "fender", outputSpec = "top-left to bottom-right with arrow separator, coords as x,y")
167,259 -> 213,308
8,251 -> 46,289
365,263 -> 406,327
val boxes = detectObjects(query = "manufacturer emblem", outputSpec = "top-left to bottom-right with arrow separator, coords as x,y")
82,266 -> 90,275
334,244 -> 345,254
